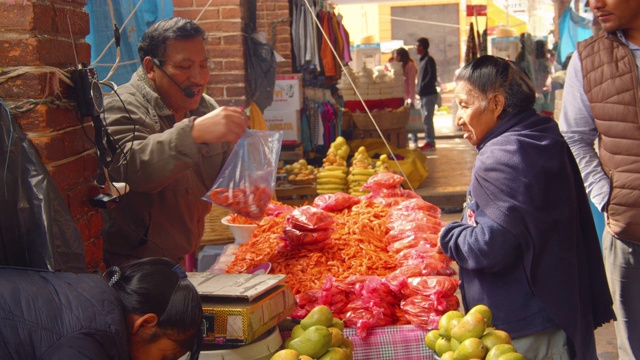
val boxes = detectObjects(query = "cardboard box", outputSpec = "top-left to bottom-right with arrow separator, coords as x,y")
266,74 -> 303,111
200,284 -> 297,345
263,109 -> 302,145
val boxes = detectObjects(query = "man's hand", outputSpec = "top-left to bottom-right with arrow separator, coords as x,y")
191,106 -> 250,144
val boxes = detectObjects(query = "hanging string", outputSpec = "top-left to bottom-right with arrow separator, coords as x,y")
300,0 -> 415,191
93,0 -> 146,64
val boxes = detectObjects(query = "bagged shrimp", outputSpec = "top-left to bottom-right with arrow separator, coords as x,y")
204,130 -> 282,221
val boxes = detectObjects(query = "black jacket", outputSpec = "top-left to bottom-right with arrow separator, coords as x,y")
416,52 -> 438,97
0,268 -> 129,359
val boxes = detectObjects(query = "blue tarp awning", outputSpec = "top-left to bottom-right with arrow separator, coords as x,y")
87,0 -> 174,86
557,6 -> 593,66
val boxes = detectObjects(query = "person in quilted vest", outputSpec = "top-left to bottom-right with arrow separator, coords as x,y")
559,1 -> 640,358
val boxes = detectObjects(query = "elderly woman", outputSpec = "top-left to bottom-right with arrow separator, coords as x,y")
438,55 -> 614,359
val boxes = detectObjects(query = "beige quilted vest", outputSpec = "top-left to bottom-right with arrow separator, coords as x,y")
578,33 -> 640,244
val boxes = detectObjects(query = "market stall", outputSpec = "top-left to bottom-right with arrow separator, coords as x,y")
205,165 -> 456,359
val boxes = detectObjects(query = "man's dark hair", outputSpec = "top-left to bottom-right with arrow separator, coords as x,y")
417,37 -> 430,51
138,17 -> 206,63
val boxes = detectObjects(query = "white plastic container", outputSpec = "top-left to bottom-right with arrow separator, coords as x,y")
220,216 -> 258,244
196,326 -> 283,360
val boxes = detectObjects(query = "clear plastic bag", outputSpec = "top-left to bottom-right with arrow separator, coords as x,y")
204,130 -> 282,221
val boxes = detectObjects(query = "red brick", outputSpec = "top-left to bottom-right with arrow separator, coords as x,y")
276,61 -> 293,73
223,59 -> 244,71
47,155 -> 93,191
173,0 -> 195,8
29,127 -> 94,164
199,20 -> 241,34
205,35 -> 222,47
0,73 -> 74,104
225,85 -> 246,98
83,236 -> 104,272
67,183 -> 101,219
88,211 -> 103,240
0,38 -> 90,67
194,0 -> 238,6
209,45 -> 243,60
221,33 -> 243,46
209,59 -> 223,71
220,7 -> 241,19
206,85 -> 225,99
15,107 -> 84,133
0,3 -> 34,30
275,42 -> 291,54
32,4 -> 90,37
175,8 -> 219,21
211,72 -> 245,84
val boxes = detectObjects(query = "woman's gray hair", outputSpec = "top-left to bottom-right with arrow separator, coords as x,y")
138,17 -> 206,64
456,55 -> 536,119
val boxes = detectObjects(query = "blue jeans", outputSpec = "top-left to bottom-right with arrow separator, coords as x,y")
420,94 -> 438,145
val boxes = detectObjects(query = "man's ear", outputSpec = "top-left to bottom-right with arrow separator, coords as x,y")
130,313 -> 159,335
143,57 -> 156,80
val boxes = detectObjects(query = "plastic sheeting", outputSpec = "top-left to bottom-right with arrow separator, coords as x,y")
87,0 -> 174,86
557,6 -> 593,66
245,33 -> 277,112
0,102 -> 86,272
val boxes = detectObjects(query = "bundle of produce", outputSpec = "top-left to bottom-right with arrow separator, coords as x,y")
426,305 -> 525,360
347,146 -> 375,196
272,305 -> 354,360
384,200 -> 446,254
293,276 -> 405,338
360,172 -> 422,208
374,154 -> 391,173
317,139 -> 349,194
283,206 -> 335,248
316,166 -> 348,194
312,193 -> 361,212
285,159 -> 317,184
399,276 -> 461,329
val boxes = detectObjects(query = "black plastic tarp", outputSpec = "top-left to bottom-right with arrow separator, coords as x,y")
0,101 -> 86,272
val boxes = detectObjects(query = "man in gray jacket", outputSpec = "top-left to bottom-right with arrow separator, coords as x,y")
100,17 -> 249,267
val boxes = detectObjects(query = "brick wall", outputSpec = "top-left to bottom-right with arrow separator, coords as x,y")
255,0 -> 292,74
0,0 -> 295,271
0,1 -> 103,271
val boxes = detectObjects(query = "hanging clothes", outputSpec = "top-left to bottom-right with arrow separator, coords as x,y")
338,17 -> 352,64
320,10 -> 337,77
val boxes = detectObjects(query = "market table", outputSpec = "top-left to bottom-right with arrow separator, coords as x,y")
281,324 -> 437,360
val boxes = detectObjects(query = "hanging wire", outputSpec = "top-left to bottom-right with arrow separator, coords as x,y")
1,100 -> 14,199
92,0 -> 146,64
301,0 -> 415,191
195,0 -> 214,22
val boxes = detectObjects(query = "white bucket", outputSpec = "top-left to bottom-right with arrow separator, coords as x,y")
220,216 -> 258,244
